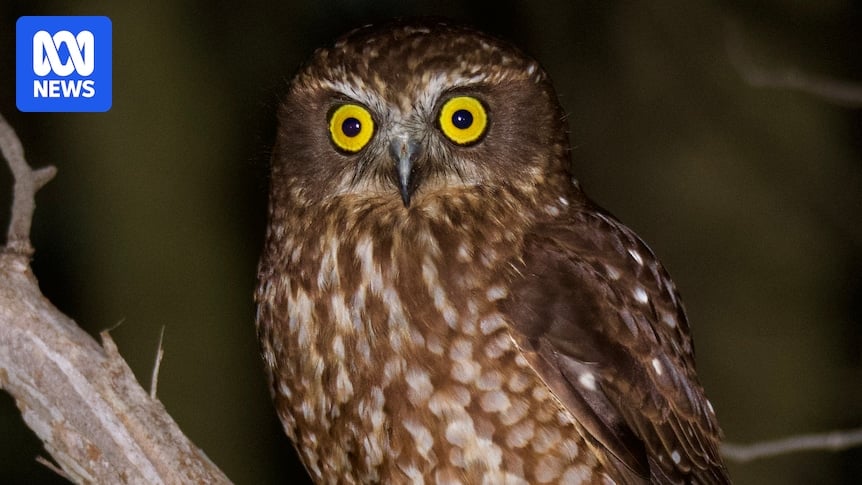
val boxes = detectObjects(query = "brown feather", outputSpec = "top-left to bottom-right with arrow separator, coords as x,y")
500,203 -> 730,483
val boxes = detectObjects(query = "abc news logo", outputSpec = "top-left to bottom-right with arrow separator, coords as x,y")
16,16 -> 112,112
32,30 -> 97,98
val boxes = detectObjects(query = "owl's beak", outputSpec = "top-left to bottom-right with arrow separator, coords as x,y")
389,137 -> 422,207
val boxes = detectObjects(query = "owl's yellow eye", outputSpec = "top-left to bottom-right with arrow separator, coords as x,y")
329,104 -> 375,153
438,96 -> 488,145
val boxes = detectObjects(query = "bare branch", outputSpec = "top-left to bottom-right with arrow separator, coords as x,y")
0,112 -> 232,484
0,112 -> 56,256
723,427 -> 862,463
727,24 -> 862,107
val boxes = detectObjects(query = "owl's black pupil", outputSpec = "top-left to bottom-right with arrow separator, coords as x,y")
342,118 -> 362,137
452,109 -> 473,129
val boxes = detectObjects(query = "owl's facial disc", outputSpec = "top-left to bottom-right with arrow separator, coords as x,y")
388,135 -> 422,207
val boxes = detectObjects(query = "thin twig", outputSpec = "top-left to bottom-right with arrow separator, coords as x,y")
150,326 -> 166,399
0,112 -> 56,255
726,23 -> 862,107
722,427 -> 862,463
35,455 -> 73,482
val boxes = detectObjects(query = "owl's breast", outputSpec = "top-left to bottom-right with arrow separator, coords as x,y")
256,192 -> 615,483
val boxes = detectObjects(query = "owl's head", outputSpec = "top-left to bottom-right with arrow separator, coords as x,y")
272,21 -> 571,209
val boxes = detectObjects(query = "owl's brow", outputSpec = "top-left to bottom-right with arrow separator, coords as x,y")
321,80 -> 389,114
322,73 -> 495,115
414,73 -> 490,108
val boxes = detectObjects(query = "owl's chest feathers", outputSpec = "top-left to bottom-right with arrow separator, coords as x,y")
279,194 -> 528,378
263,189 -> 609,482
271,192 -> 576,476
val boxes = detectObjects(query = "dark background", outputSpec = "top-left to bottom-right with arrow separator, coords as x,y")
1,1 -> 860,484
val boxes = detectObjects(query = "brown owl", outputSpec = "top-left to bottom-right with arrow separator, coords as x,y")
256,20 -> 730,484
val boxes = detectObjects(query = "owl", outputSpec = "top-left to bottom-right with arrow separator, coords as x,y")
255,20 -> 730,484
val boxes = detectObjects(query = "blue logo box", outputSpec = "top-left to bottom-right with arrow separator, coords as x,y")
16,16 -> 112,112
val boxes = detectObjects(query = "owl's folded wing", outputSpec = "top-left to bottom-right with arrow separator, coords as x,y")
499,209 -> 729,484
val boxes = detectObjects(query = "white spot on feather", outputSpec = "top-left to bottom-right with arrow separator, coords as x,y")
330,294 -> 352,332
335,365 -> 353,402
451,359 -> 481,384
450,338 -> 472,360
445,419 -> 473,446
291,289 -> 313,338
401,464 -> 425,484
532,426 -> 561,453
484,333 -> 512,358
356,236 -> 384,293
633,286 -> 649,304
578,372 -> 597,391
332,335 -> 345,361
561,465 -> 591,484
423,256 -> 458,327
480,313 -> 507,335
662,312 -> 678,328
628,248 -> 644,266
410,327 -> 425,347
383,357 -> 405,385
500,397 -> 529,425
403,418 -> 434,459
508,372 -> 530,393
651,358 -> 663,376
486,286 -> 508,301
278,381 -> 292,400
457,243 -> 472,262
477,370 -> 502,391
426,334 -> 444,355
506,419 -> 535,448
301,400 -> 316,421
383,287 -> 408,329
480,390 -> 511,413
559,439 -> 580,460
363,434 -> 384,467
406,367 -> 433,404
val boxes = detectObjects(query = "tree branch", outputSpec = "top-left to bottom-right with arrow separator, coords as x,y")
0,113 -> 232,484
726,23 -> 862,107
723,427 -> 862,463
0,112 -> 56,256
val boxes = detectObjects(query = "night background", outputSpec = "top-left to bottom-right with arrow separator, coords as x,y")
1,1 -> 860,484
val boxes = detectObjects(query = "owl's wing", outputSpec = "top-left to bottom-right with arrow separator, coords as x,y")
500,206 -> 729,484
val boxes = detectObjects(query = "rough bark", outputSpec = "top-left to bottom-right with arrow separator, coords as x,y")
0,112 -> 232,484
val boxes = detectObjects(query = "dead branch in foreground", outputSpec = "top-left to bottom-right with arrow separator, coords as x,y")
0,112 -> 231,484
